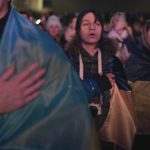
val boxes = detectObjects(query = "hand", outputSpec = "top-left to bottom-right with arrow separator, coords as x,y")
0,63 -> 46,114
119,26 -> 132,40
106,73 -> 115,85
120,29 -> 129,39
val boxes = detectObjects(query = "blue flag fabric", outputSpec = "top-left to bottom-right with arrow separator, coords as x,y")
0,8 -> 100,150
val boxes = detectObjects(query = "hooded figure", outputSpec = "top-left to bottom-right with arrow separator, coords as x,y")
66,8 -> 112,130
66,8 -> 136,150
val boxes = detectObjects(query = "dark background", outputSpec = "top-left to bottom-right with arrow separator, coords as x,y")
13,0 -> 150,14
51,0 -> 150,13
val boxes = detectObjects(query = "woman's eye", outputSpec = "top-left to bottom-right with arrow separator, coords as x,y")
95,21 -> 101,26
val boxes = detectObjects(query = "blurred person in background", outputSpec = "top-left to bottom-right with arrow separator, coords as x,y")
20,10 -> 35,22
46,14 -> 63,43
60,13 -> 77,48
132,18 -> 145,41
107,12 -> 133,64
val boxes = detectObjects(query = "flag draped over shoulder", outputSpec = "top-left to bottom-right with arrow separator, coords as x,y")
99,57 -> 136,150
125,50 -> 150,134
0,8 -> 100,150
129,81 -> 150,134
99,83 -> 136,150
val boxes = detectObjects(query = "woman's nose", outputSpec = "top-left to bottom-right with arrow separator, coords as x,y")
89,23 -> 95,30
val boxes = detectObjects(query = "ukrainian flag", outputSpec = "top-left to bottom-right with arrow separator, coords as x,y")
125,50 -> 150,135
100,57 -> 136,150
0,8 -> 100,150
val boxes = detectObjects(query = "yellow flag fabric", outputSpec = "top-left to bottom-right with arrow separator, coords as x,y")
99,83 -> 136,150
129,81 -> 150,134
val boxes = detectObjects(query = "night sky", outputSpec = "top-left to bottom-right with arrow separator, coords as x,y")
52,0 -> 150,13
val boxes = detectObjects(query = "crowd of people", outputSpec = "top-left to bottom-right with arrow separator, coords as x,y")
0,0 -> 150,150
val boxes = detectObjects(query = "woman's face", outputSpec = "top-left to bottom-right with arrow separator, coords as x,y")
65,17 -> 77,42
48,25 -> 60,38
79,12 -> 102,46
114,19 -> 127,35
